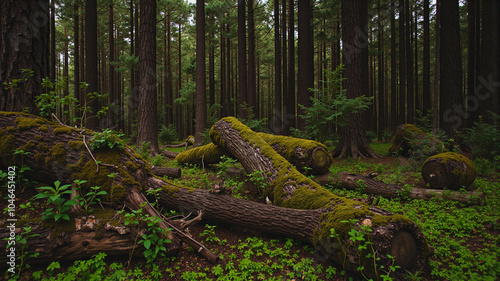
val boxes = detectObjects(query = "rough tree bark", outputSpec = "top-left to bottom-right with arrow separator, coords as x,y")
314,172 -> 484,206
422,152 -> 477,190
175,132 -> 333,175
0,113 -> 429,277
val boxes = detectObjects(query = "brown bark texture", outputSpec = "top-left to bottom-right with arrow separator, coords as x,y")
314,172 -> 484,206
421,152 -> 477,190
0,0 -> 49,114
0,113 -> 429,278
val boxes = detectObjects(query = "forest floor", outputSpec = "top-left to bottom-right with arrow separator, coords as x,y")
3,142 -> 499,281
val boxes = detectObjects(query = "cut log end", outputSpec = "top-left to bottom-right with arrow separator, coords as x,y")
391,231 -> 418,270
421,161 -> 449,188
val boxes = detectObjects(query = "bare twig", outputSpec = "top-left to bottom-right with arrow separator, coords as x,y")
82,134 -> 118,172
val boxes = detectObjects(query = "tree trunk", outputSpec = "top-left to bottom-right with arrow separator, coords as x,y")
333,0 -> 379,159
273,0 -> 282,133
175,132 -> 333,175
390,1 -> 398,131
297,0 -> 314,130
439,0 -> 463,138
195,0 -> 207,145
0,0 -> 49,114
247,0 -> 257,113
422,0 -> 431,113
237,0 -> 247,120
398,0 -> 406,123
151,167 -> 181,178
285,0 -> 296,132
73,2 -> 80,124
422,152 -> 477,190
85,0 -> 99,129
137,0 -> 160,154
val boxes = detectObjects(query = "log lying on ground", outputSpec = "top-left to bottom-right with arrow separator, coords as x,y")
174,143 -> 230,166
314,172 -> 484,206
0,112 -> 222,263
175,132 -> 333,174
422,152 -> 477,190
0,210 -> 175,265
388,124 -> 444,156
0,113 -> 428,277
209,117 -> 429,277
151,166 -> 182,178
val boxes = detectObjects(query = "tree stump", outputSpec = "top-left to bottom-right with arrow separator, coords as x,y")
422,152 -> 477,190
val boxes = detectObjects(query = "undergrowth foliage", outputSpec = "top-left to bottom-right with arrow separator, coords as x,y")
293,64 -> 372,142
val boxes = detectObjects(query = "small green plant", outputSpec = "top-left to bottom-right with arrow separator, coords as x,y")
247,170 -> 269,198
200,224 -> 220,244
90,128 -> 124,150
119,207 -> 172,263
365,130 -> 377,143
137,141 -> 151,159
151,154 -> 166,166
74,182 -> 108,215
159,124 -> 179,145
330,219 -> 400,280
3,226 -> 40,279
34,180 -> 78,221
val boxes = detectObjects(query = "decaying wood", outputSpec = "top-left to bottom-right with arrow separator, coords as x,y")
151,166 -> 181,178
0,112 -> 215,263
422,152 -> 477,190
175,132 -> 333,175
315,172 -> 485,206
209,117 -> 429,277
162,149 -> 179,159
388,124 -> 444,156
0,211 -> 178,265
0,113 -> 429,278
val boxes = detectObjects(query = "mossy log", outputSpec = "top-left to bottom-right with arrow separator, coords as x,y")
388,124 -> 444,156
314,172 -> 484,205
0,210 -> 175,266
209,117 -> 429,277
151,166 -> 181,178
422,152 -> 477,190
0,113 -> 428,277
175,132 -> 333,175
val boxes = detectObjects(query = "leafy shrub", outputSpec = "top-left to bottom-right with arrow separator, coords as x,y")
365,130 -> 377,143
298,64 -> 372,142
462,113 -> 500,160
159,124 -> 179,144
90,129 -> 124,150
34,180 -> 78,222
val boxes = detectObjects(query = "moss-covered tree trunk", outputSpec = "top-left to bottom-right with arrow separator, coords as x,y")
422,152 -> 477,190
175,132 -> 333,175
388,124 -> 444,156
209,117 -> 429,277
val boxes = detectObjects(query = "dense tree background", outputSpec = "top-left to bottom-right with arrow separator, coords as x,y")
1,0 -> 499,155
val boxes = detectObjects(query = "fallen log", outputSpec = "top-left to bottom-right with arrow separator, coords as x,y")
388,124 -> 444,157
0,210 -> 173,265
151,166 -> 181,178
162,149 -> 179,159
422,152 -> 477,190
0,113 -> 429,278
315,172 -> 484,206
209,117 -> 429,277
175,132 -> 333,175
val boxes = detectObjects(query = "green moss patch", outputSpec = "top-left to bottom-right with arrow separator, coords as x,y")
54,127 -> 75,135
15,116 -> 47,131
